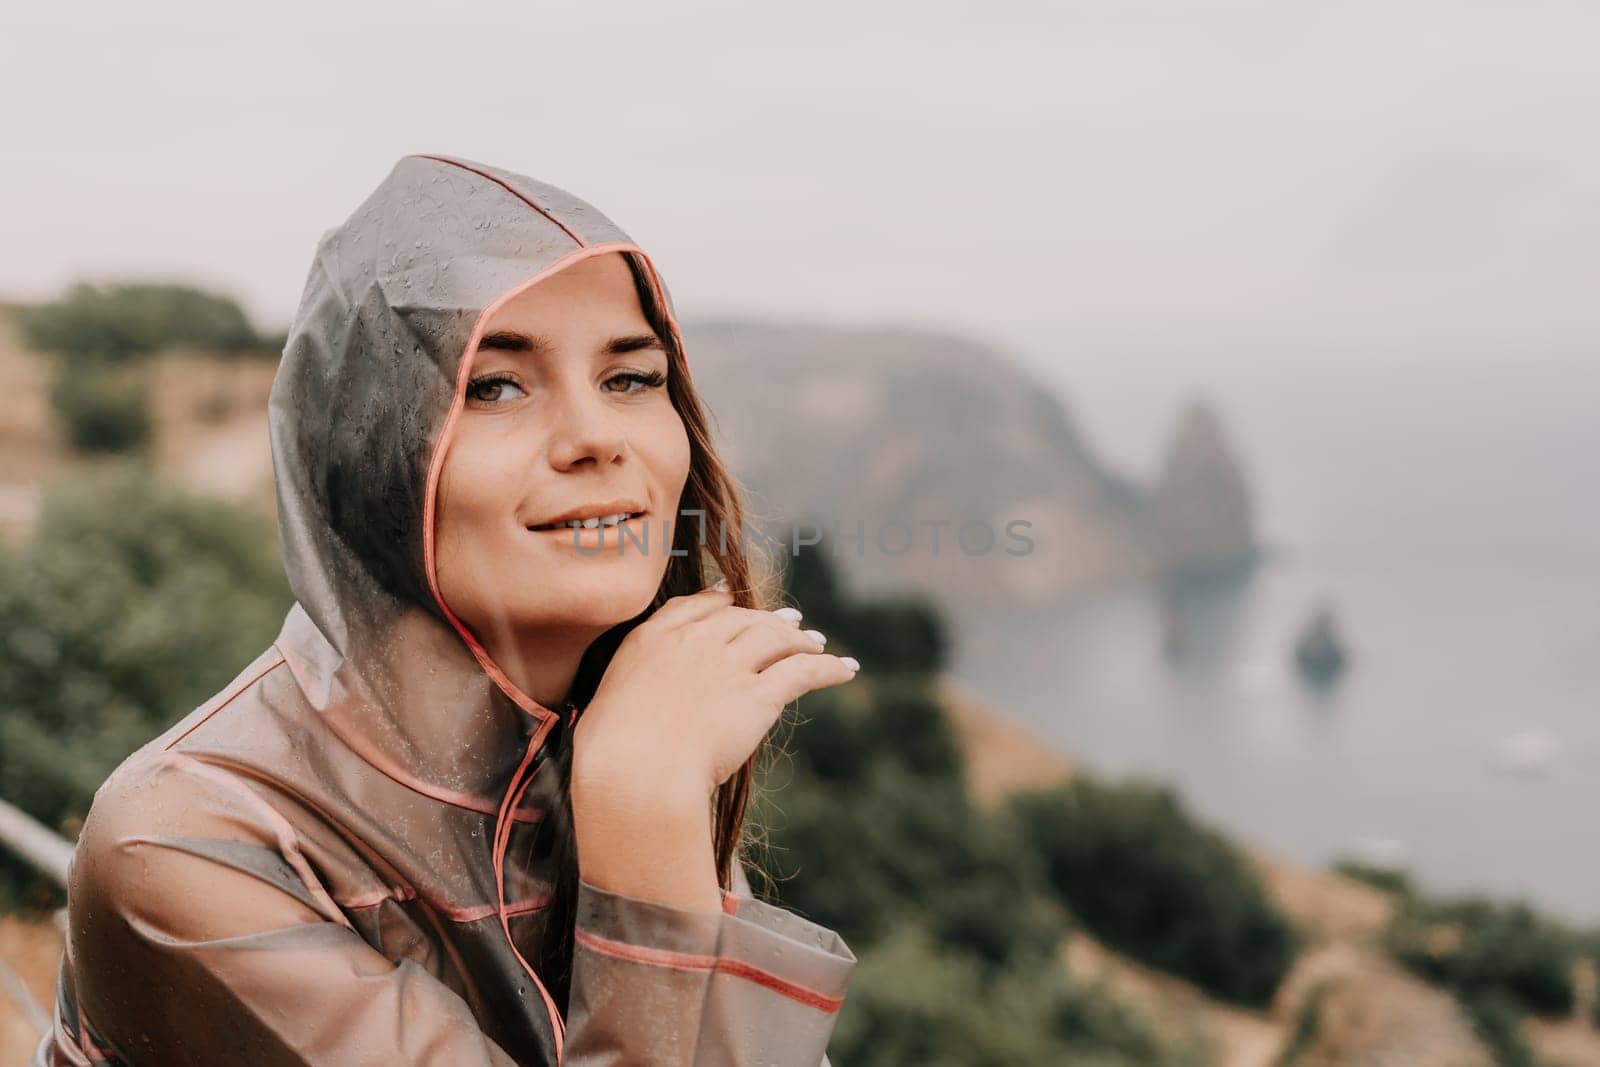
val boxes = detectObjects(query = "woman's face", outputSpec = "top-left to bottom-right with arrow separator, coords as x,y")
434,252 -> 691,647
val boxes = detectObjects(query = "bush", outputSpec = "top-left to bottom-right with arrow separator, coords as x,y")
0,461 -> 292,880
48,359 -> 153,452
752,757 -> 1066,974
1386,895 -> 1579,1017
829,923 -> 1189,1067
837,595 -> 949,675
779,540 -> 849,630
1008,776 -> 1297,1006
782,675 -> 962,787
1460,990 -> 1542,1067
1332,858 -> 1414,898
754,669 -> 1064,973
779,541 -> 948,675
18,282 -> 270,362
778,685 -> 877,785
20,281 -> 281,452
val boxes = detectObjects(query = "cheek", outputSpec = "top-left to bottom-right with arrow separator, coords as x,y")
434,433 -> 520,586
647,410 -> 693,494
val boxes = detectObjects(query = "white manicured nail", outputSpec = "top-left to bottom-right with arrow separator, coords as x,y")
839,656 -> 860,672
803,629 -> 826,648
711,578 -> 730,592
773,607 -> 803,623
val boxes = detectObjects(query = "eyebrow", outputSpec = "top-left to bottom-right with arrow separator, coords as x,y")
476,330 -> 665,355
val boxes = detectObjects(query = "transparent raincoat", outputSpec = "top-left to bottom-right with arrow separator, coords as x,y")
34,154 -> 856,1065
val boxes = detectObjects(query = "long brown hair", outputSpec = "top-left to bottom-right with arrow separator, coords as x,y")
636,250 -> 781,884
528,251 -> 785,1011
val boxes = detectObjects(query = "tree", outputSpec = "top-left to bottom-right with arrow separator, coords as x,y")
0,461 -> 291,909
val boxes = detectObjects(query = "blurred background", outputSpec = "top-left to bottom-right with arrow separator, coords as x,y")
2,2 -> 1597,1064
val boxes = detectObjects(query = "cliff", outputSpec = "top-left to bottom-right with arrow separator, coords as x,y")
680,319 -> 1255,612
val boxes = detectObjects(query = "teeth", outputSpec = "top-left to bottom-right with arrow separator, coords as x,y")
536,512 -> 637,530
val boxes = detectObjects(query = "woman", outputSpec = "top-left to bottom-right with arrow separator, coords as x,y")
35,154 -> 861,1065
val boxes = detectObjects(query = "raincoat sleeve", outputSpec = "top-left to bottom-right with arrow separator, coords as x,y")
62,752 -> 525,1066
562,858 -> 856,1066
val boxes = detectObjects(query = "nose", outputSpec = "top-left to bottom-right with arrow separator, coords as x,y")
544,381 -> 629,471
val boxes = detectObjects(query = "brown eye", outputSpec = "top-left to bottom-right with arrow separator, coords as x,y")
467,376 -> 526,404
602,370 -> 667,395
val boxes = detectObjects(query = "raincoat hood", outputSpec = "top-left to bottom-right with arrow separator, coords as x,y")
39,155 -> 856,1067
268,151 -> 693,1036
271,152 -> 688,778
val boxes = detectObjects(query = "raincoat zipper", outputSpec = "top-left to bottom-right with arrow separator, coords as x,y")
492,700 -> 574,1057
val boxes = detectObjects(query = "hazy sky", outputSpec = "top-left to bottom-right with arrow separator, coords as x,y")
4,0 -> 1596,475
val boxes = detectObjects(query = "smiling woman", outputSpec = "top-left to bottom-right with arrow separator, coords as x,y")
433,253 -> 692,710
35,155 -> 859,1066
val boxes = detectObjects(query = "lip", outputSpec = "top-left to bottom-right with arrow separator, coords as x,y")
526,498 -> 647,531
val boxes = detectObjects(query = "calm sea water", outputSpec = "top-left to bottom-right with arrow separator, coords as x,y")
949,346 -> 1600,922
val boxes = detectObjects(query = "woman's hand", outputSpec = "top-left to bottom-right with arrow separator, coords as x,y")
568,584 -> 859,910
572,582 -> 859,805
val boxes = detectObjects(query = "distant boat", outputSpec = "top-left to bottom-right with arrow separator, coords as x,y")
1294,603 -> 1348,684
1495,729 -> 1558,777
1349,835 -> 1411,871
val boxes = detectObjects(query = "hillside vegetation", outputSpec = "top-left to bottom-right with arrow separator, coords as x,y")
4,291 -> 1600,1065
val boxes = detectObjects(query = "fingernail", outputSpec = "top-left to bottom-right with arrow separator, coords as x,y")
711,578 -> 730,592
803,628 -> 826,648
839,656 -> 860,672
773,606 -> 803,624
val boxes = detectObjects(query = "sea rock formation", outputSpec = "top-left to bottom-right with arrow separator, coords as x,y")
1153,397 -> 1258,578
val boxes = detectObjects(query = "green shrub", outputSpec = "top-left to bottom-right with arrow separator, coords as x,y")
782,675 -> 962,787
779,540 -> 849,629
829,923 -> 1188,1067
760,668 -> 1051,971
0,462 -> 291,871
779,541 -> 948,675
1332,858 -> 1414,898
777,685 -> 876,785
867,675 -> 963,779
1008,776 -> 1297,1007
18,281 -> 270,362
1460,990 -> 1542,1067
1386,895 -> 1578,1017
752,758 -> 1066,974
48,360 -> 153,452
836,595 -> 949,675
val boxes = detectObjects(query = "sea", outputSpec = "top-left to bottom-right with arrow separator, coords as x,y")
950,341 -> 1600,923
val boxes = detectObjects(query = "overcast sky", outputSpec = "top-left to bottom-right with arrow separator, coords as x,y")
3,1 -> 1596,473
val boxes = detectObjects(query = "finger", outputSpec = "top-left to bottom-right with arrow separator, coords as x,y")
648,583 -> 735,629
755,652 -> 860,708
726,618 -> 829,673
688,603 -> 805,646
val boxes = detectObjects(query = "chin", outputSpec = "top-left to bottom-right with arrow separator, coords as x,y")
533,567 -> 663,629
